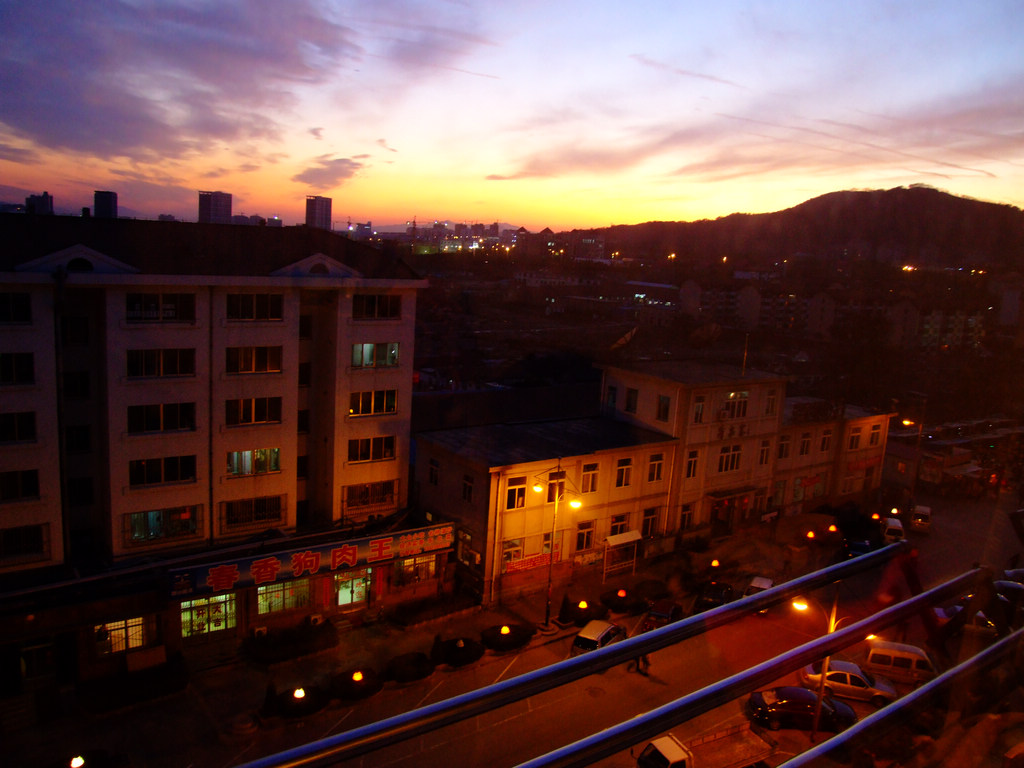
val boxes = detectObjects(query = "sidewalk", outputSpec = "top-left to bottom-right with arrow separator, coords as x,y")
12,522 -> 823,768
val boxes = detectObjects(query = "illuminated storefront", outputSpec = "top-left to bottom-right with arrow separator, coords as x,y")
169,523 -> 454,638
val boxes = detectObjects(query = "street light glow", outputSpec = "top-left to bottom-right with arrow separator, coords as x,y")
792,598 -> 809,612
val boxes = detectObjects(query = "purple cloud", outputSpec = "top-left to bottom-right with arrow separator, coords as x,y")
0,1 -> 362,161
292,155 -> 363,187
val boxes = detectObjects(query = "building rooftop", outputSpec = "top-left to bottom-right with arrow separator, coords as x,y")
0,213 -> 422,280
416,416 -> 675,469
603,359 -> 786,387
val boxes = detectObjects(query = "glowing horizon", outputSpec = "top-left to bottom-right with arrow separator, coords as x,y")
2,2 -> 1022,232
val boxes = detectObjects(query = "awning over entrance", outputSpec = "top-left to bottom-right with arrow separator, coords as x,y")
603,530 -> 641,583
606,530 -> 641,547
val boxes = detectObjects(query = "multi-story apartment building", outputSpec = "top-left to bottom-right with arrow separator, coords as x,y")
773,398 -> 892,516
414,418 -> 677,604
197,190 -> 232,224
305,195 -> 332,230
0,214 -> 439,692
93,190 -> 118,219
602,362 -> 787,536
416,360 -> 893,605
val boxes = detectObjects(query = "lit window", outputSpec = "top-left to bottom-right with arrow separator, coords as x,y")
258,579 -> 311,615
95,617 -> 146,654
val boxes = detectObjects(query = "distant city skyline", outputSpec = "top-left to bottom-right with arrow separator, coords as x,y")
1,2 -> 1022,231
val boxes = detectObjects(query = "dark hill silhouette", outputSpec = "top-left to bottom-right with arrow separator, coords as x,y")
587,186 -> 1024,271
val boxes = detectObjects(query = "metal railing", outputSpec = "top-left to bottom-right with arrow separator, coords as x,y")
236,542 -> 918,768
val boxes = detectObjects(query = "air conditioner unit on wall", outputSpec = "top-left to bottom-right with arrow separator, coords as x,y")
253,626 -> 268,638
309,613 -> 324,626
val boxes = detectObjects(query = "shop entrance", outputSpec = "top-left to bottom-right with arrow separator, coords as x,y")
335,568 -> 370,611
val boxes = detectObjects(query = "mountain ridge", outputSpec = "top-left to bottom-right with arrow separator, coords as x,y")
574,186 -> 1024,271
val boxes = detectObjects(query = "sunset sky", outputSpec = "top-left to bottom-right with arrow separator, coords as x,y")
1,1 -> 1022,231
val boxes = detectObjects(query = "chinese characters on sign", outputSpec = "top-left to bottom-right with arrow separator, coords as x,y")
173,523 -> 455,597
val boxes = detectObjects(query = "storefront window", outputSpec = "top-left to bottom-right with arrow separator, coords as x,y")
181,594 -> 236,637
395,554 -> 436,585
95,616 -> 146,654
257,578 -> 311,615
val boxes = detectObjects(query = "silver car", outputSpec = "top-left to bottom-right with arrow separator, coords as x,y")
798,659 -> 897,707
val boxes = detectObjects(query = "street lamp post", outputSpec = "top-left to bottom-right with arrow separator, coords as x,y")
534,463 -> 581,630
901,417 -> 924,498
793,585 -> 840,743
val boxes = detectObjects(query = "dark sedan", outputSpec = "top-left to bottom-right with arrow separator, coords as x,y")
691,580 -> 734,615
748,685 -> 858,732
639,599 -> 683,633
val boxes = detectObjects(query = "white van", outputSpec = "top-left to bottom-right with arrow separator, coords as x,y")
863,639 -> 937,685
910,505 -> 932,532
881,517 -> 904,544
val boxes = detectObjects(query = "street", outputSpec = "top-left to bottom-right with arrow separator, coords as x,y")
316,489 -> 1024,768
19,489 -> 1021,768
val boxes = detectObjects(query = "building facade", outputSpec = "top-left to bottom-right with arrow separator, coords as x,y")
414,361 -> 894,606
93,191 -> 117,219
197,190 -> 232,224
414,418 -> 677,604
305,195 -> 332,231
0,214 -> 435,696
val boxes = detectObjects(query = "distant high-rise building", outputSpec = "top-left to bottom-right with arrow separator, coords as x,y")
198,191 -> 232,224
305,195 -> 332,230
26,191 -> 54,215
94,190 -> 118,219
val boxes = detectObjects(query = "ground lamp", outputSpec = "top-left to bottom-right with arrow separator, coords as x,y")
533,463 -> 581,629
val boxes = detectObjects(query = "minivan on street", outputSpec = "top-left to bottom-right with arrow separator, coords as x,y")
863,639 -> 937,685
881,517 -> 905,544
910,505 -> 932,532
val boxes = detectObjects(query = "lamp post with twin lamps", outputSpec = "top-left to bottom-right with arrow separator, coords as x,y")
533,463 -> 581,630
791,586 -> 847,743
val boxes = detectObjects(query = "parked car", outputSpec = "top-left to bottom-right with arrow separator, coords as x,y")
742,576 -> 774,614
691,580 -> 734,615
747,685 -> 858,732
909,505 -> 932,532
881,517 -> 905,544
841,538 -> 880,560
639,599 -> 684,633
570,619 -> 626,657
797,659 -> 897,706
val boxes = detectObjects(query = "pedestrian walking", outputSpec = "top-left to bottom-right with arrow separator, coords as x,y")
635,653 -> 650,675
